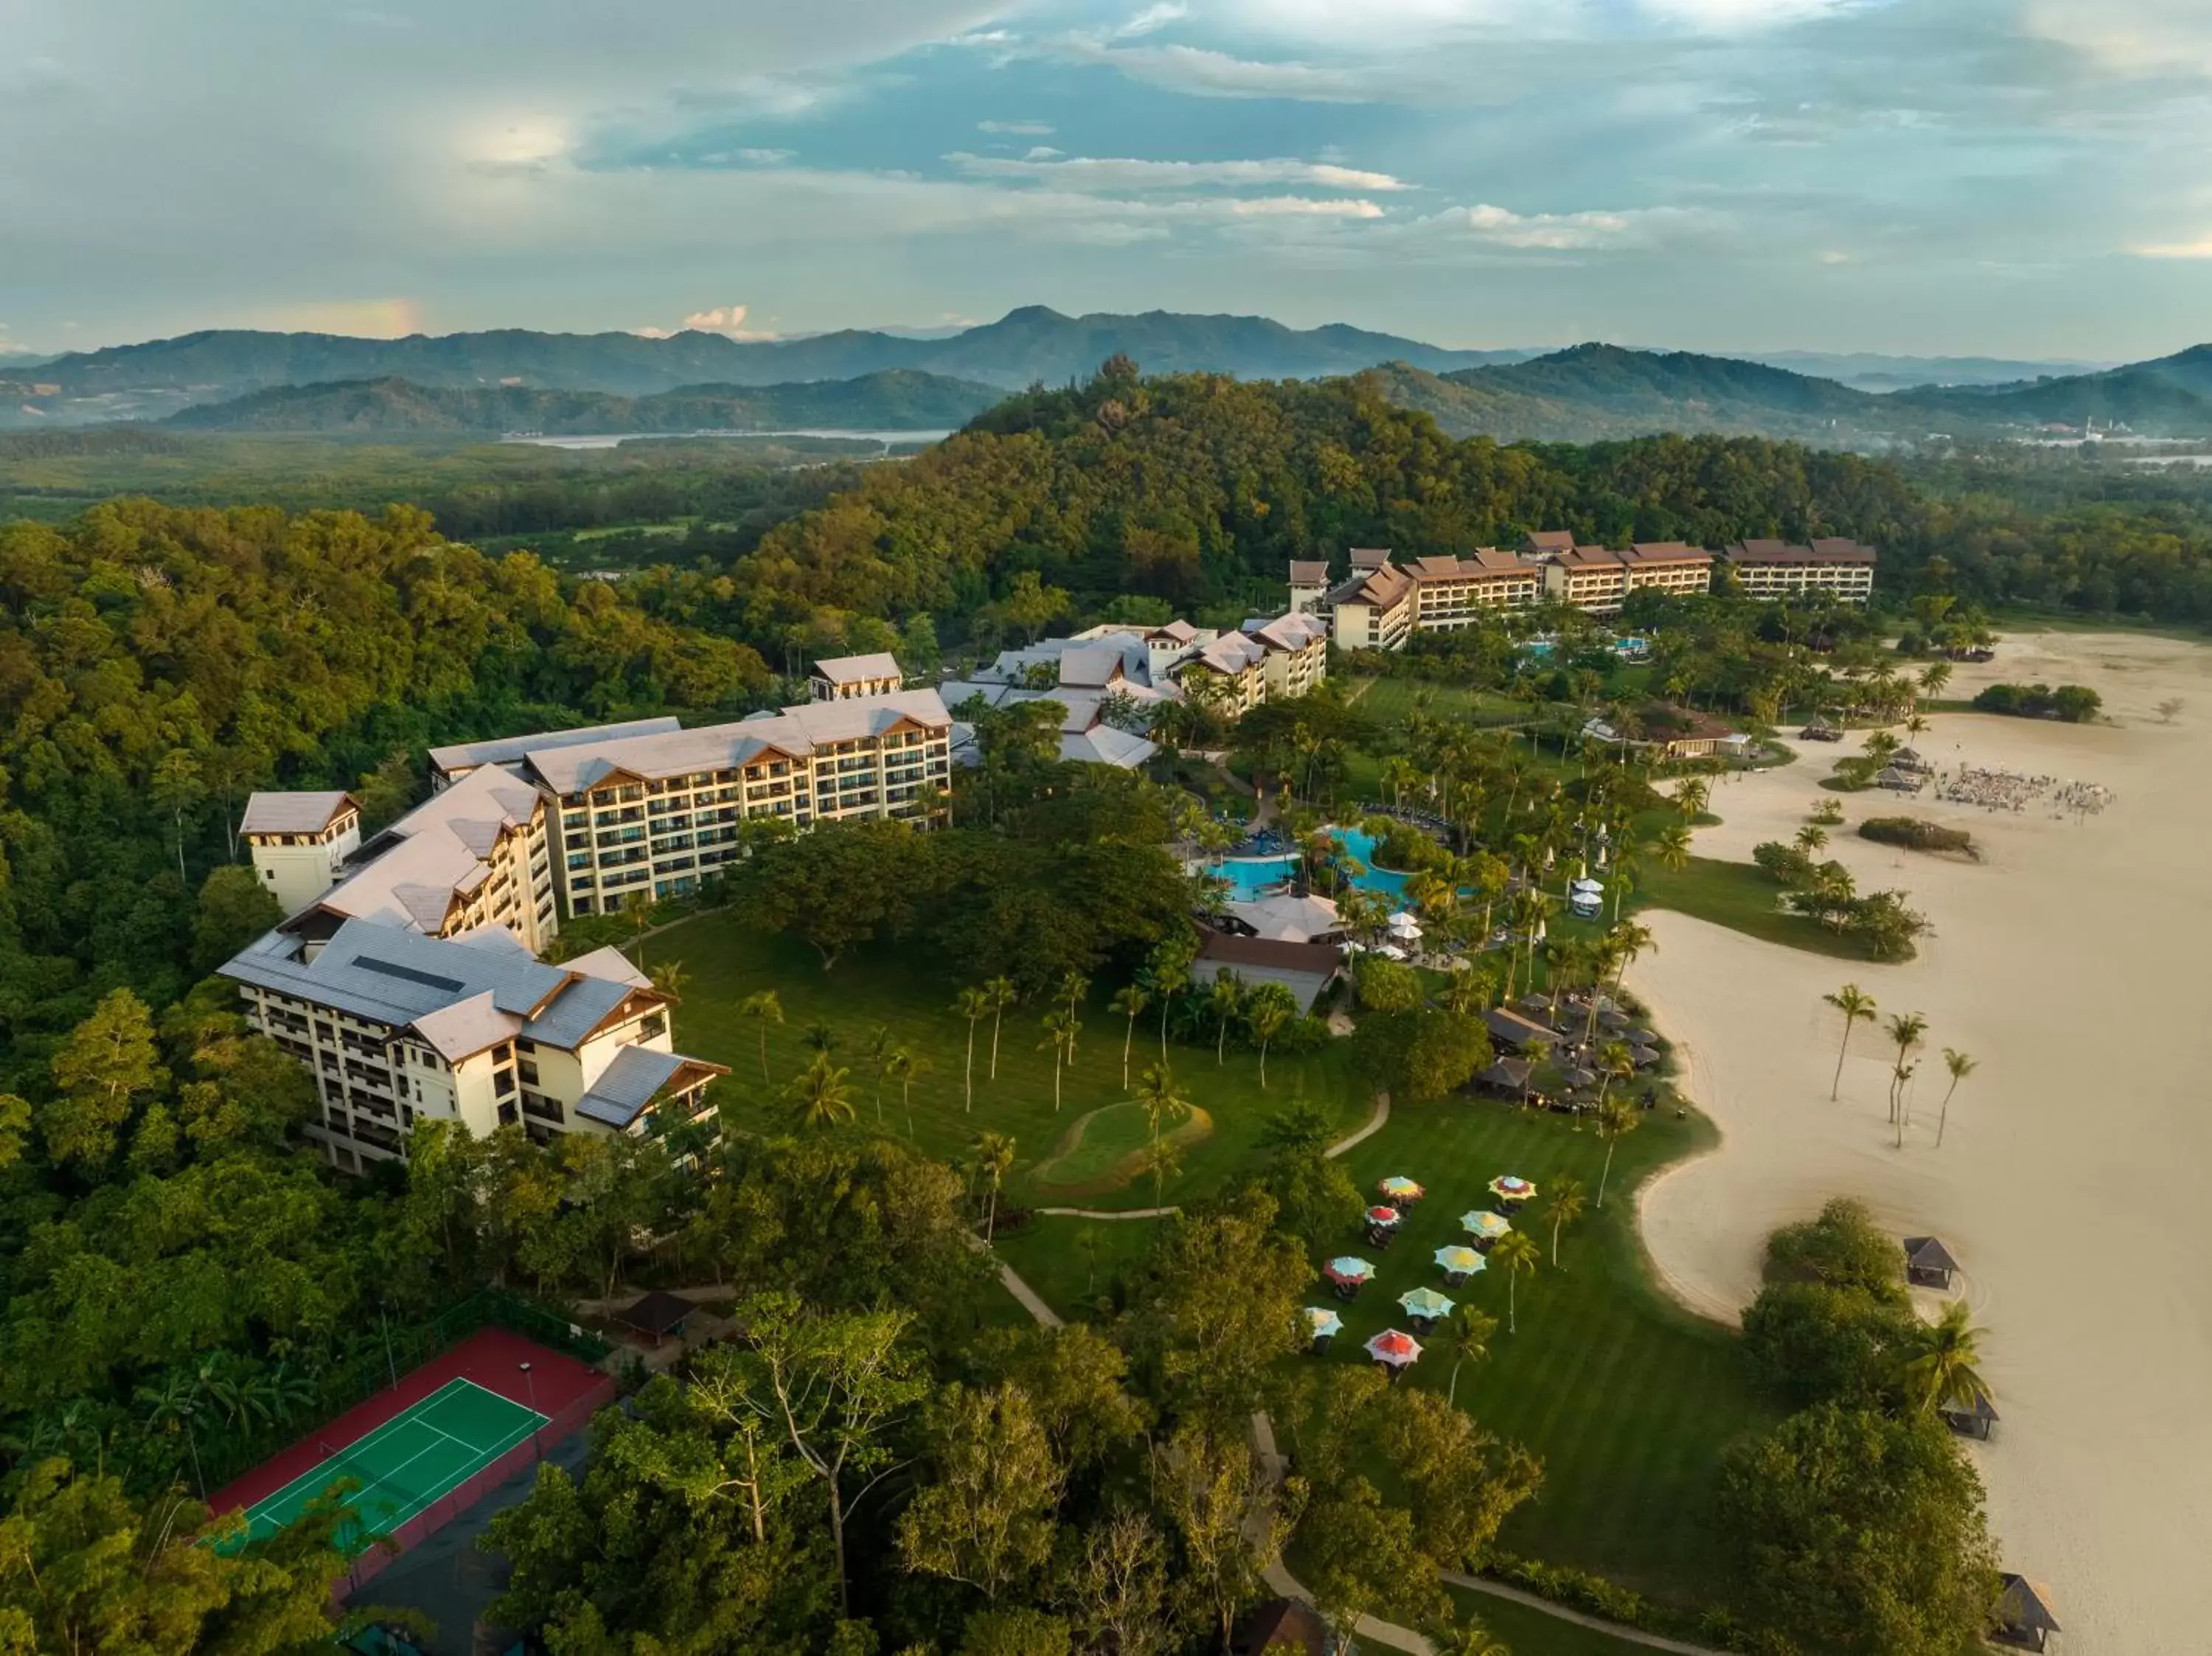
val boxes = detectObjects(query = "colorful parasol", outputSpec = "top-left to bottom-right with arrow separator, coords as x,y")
1489,1175 -> 1537,1202
1365,1329 -> 1423,1367
1461,1209 -> 1513,1242
1399,1287 -> 1455,1321
1433,1245 -> 1486,1276
1324,1256 -> 1376,1286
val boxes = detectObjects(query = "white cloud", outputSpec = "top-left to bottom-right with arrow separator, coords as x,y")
1023,145 -> 1065,160
733,147 -> 796,164
1222,196 -> 1385,218
944,153 -> 1415,191
1453,202 -> 1699,250
2023,0 -> 2212,77
681,303 -> 781,339
262,299 -> 425,336
0,326 -> 44,357
1116,3 -> 1191,38
2130,234 -> 2212,260
1057,40 -> 1409,102
978,119 -> 1055,135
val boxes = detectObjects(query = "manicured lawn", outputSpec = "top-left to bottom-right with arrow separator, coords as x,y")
1004,1096 -> 1775,1607
995,1213 -> 1163,1319
1447,1587 -> 1660,1656
1634,855 -> 1886,961
1347,677 -> 1525,727
653,912 -> 1371,1209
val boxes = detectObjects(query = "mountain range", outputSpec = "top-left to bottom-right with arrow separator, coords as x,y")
4,307 -> 2210,445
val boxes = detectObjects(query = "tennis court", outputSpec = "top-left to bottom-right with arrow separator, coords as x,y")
238,1377 -> 545,1554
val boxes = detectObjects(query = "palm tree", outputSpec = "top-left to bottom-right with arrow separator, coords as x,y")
1885,1011 -> 1928,1124
804,1020 -> 838,1055
1675,776 -> 1711,821
1795,824 -> 1829,855
1207,972 -> 1244,1065
1143,939 -> 1193,1060
1821,984 -> 1877,1101
1594,1094 -> 1639,1208
1593,1040 -> 1635,1111
649,959 -> 688,1001
786,1052 -> 856,1132
1491,1230 -> 1540,1335
886,1047 -> 931,1139
1443,1305 -> 1498,1407
1605,919 -> 1655,990
955,987 -> 992,1112
740,989 -> 784,1085
1133,1062 -> 1187,1163
1109,984 -> 1150,1088
1056,972 -> 1091,1054
622,890 -> 653,964
984,975 -> 1018,1080
1652,823 -> 1692,874
135,1368 -> 209,1498
1040,1010 -> 1080,1113
863,1026 -> 894,1126
1429,1618 -> 1512,1656
1898,1301 -> 1991,1417
1244,982 -> 1297,1088
1891,1059 -> 1919,1149
1936,1048 -> 1976,1148
1144,1135 -> 1183,1208
972,1131 -> 1017,1242
1543,1177 -> 1587,1267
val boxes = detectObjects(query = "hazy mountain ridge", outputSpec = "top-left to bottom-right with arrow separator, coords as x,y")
161,371 -> 1004,434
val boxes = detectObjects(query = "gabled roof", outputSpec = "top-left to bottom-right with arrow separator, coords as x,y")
428,718 -> 683,779
1061,726 -> 1158,768
412,991 -> 521,1064
1523,529 -> 1579,553
1403,549 -> 1537,582
241,791 -> 357,835
1288,560 -> 1332,584
574,1045 -> 726,1129
1626,540 -> 1715,564
1057,644 -> 1128,688
1191,632 -> 1268,675
563,945 -> 652,989
1241,612 -> 1328,653
1725,538 -> 1878,566
1997,1576 -> 2061,1632
811,651 -> 904,685
524,690 -> 953,793
1902,1236 -> 1961,1272
1349,547 -> 1394,571
294,763 -> 542,936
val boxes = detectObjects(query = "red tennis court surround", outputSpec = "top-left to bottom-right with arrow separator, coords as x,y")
209,1326 -> 613,1581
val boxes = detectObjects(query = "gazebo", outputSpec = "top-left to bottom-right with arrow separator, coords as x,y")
613,1290 -> 698,1346
1475,1059 -> 1532,1096
1993,1575 -> 2062,1651
1433,1245 -> 1486,1285
1903,1236 -> 1961,1290
1938,1388 -> 2000,1441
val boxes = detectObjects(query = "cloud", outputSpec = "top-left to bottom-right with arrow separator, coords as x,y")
2130,234 -> 2212,260
1451,202 -> 1703,250
943,153 -> 1416,191
1222,196 -> 1385,218
978,119 -> 1055,135
2023,0 -> 2212,77
0,326 -> 44,357
1116,2 -> 1191,37
1059,41 -> 1409,102
679,303 -> 781,339
260,299 -> 425,337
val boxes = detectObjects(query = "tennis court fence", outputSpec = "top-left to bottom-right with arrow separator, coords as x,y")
342,1371 -> 619,1593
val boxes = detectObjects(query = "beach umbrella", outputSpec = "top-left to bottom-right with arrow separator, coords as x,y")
1433,1245 -> 1486,1277
1596,1009 -> 1631,1033
1559,1066 -> 1599,1090
1324,1256 -> 1376,1286
1628,1028 -> 1658,1046
1489,1175 -> 1537,1203
1461,1210 -> 1512,1242
1399,1287 -> 1455,1321
1378,1175 -> 1425,1204
1388,911 -> 1425,937
1304,1307 -> 1344,1339
1364,1205 -> 1403,1229
1365,1329 -> 1423,1368
1376,944 -> 1409,961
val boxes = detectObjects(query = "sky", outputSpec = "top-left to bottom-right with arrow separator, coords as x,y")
4,0 -> 2212,361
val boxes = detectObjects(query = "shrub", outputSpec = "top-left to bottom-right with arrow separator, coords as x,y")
1972,681 -> 2101,722
1858,818 -> 1976,857
1752,841 -> 1815,885
1765,1197 -> 1905,1295
1742,1281 -> 1917,1407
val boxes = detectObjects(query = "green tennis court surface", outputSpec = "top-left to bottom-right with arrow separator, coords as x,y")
240,1378 -> 544,1554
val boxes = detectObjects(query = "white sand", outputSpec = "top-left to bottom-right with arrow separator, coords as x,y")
1630,630 -> 2212,1655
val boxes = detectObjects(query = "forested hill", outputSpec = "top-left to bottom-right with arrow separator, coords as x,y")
164,370 -> 1001,434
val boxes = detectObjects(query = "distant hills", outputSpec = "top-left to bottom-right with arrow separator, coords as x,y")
6,307 -> 2211,445
163,371 -> 1004,435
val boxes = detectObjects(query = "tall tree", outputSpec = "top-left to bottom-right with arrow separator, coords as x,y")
1935,1048 -> 1976,1148
895,1382 -> 1065,1603
956,986 -> 992,1113
986,975 -> 1019,1082
741,989 -> 785,1085
1822,984 -> 1878,1102
1542,1177 -> 1587,1267
1490,1229 -> 1540,1335
1110,984 -> 1150,1090
45,988 -> 167,1169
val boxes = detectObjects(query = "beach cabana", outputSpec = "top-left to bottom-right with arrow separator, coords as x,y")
1993,1575 -> 2062,1651
1489,1175 -> 1537,1206
1365,1329 -> 1422,1377
1378,1175 -> 1425,1207
1324,1256 -> 1375,1301
1475,1059 -> 1532,1096
1903,1235 -> 1961,1290
1461,1210 -> 1512,1245
1938,1388 -> 2000,1441
1433,1245 -> 1486,1284
1398,1287 -> 1455,1331
1302,1307 -> 1343,1354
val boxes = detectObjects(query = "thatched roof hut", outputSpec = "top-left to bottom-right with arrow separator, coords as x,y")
1994,1574 -> 2062,1650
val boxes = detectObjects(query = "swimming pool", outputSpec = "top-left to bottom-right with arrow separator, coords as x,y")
1209,827 -> 1416,905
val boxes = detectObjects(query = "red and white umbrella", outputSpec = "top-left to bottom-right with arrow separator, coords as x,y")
1364,1205 -> 1403,1228
1365,1329 -> 1423,1368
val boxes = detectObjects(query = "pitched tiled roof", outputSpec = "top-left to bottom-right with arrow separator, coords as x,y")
428,719 -> 683,779
1242,613 -> 1328,652
240,792 -> 356,835
1625,541 -> 1715,564
1725,538 -> 1877,565
1523,529 -> 1578,553
812,652 -> 904,685
524,690 -> 953,793
1289,560 -> 1332,584
299,764 -> 542,937
574,1045 -> 725,1129
1349,547 -> 1394,571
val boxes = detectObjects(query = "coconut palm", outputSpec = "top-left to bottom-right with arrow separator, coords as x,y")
1593,1040 -> 1635,1111
1652,824 -> 1693,874
1543,1177 -> 1587,1267
1039,1010 -> 1081,1113
863,1026 -> 894,1126
1429,1618 -> 1512,1656
1142,939 -> 1194,1060
740,989 -> 784,1085
1885,1011 -> 1929,1124
984,976 -> 1018,1081
1821,984 -> 1878,1101
1109,984 -> 1150,1088
1795,824 -> 1829,855
1133,1062 -> 1187,1160
1443,1305 -> 1499,1408
1936,1048 -> 1976,1148
648,959 -> 689,1001
1056,972 -> 1091,1054
1594,1094 -> 1640,1208
1491,1230 -> 1540,1335
955,987 -> 992,1112
1892,1060 -> 1919,1148
1244,981 -> 1298,1088
1675,776 -> 1711,821
1606,919 -> 1655,990
1144,1134 -> 1183,1208
971,1130 -> 1017,1242
803,1020 -> 837,1056
885,1046 -> 928,1138
1207,972 -> 1244,1065
787,1052 -> 856,1132
1898,1301 -> 1991,1417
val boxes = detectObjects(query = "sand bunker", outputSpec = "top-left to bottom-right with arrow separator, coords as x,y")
1632,630 -> 2212,1655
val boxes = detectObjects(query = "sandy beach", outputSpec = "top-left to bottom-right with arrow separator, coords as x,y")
1630,630 -> 2212,1655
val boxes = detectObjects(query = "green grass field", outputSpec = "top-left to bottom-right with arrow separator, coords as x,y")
1447,1586 -> 1661,1656
1346,677 -> 1525,728
1634,855 -> 1887,961
655,914 -> 1371,1209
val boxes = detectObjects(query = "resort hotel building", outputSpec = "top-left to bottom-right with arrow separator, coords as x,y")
1718,538 -> 1878,605
223,667 -> 955,1169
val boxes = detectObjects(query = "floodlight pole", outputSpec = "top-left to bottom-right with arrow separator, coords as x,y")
520,1361 -> 540,1461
